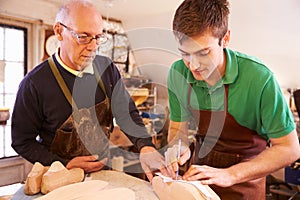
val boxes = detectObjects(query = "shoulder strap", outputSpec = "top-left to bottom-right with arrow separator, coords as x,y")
47,56 -> 79,111
93,64 -> 108,97
48,56 -> 110,111
93,64 -> 110,111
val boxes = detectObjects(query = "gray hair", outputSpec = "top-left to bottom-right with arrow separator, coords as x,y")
55,0 -> 94,23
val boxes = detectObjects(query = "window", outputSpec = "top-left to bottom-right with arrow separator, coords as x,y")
0,24 -> 27,158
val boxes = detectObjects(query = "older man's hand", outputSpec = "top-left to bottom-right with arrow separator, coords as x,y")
139,146 -> 169,182
66,155 -> 107,173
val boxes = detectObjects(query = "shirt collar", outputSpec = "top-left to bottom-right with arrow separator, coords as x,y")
54,48 -> 94,77
186,48 -> 238,90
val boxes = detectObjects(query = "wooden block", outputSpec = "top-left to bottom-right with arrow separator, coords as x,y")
41,161 -> 84,194
24,162 -> 48,195
152,176 -> 220,200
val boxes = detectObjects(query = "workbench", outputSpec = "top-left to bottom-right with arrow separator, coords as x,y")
11,170 -> 159,200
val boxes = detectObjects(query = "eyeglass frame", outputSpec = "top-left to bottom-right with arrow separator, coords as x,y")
59,22 -> 108,45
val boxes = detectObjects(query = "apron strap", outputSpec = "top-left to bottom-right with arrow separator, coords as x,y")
48,56 -> 79,111
48,56 -> 109,110
93,64 -> 111,110
93,64 -> 108,98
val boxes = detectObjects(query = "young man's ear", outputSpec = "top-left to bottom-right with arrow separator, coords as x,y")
222,30 -> 231,48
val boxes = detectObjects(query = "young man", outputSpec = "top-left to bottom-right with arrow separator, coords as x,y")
167,0 -> 300,199
11,0 -> 166,181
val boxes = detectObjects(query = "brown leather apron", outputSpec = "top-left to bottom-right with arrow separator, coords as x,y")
47,57 -> 113,161
188,85 -> 267,200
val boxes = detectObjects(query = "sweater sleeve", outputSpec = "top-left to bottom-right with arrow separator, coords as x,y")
107,63 -> 155,151
11,77 -> 68,166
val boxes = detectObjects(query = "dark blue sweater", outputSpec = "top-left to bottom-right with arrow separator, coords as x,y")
11,54 -> 153,166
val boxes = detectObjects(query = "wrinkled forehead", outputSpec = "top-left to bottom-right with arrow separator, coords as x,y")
67,6 -> 103,34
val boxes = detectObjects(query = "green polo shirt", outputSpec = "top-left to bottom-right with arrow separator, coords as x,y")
168,48 -> 295,140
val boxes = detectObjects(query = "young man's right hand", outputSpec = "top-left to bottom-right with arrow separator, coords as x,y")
164,144 -> 191,179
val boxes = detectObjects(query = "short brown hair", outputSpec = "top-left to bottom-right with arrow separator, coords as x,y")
173,0 -> 230,44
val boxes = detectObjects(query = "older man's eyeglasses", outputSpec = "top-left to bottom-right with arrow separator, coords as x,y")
59,22 -> 108,45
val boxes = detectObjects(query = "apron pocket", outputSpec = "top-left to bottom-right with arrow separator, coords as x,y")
50,129 -> 91,160
193,141 -> 243,168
